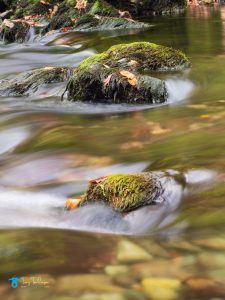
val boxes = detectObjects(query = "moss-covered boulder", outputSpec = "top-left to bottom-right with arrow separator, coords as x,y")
66,65 -> 167,104
0,19 -> 30,43
85,42 -> 190,72
0,67 -> 72,97
76,173 -> 163,213
65,42 -> 190,104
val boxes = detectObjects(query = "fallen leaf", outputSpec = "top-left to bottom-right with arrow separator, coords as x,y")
75,0 -> 88,10
103,74 -> 113,88
128,77 -> 138,86
40,0 -> 50,5
90,176 -> 107,184
60,27 -> 70,32
120,70 -> 138,86
2,19 -> 14,28
66,197 -> 82,210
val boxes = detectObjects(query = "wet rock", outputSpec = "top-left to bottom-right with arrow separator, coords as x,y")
105,265 -> 129,276
0,67 -> 72,97
194,237 -> 225,251
130,259 -> 191,281
186,277 -> 225,299
107,0 -> 187,17
0,19 -> 30,43
77,173 -> 163,213
117,240 -> 152,263
198,252 -> 225,269
65,42 -> 189,104
74,14 -> 150,32
163,238 -> 201,253
141,278 -> 182,300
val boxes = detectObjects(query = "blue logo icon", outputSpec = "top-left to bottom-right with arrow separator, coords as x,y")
8,277 -> 21,289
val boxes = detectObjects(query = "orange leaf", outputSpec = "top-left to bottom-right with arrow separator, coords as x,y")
120,70 -> 135,79
128,77 -> 137,86
66,197 -> 82,210
120,70 -> 138,86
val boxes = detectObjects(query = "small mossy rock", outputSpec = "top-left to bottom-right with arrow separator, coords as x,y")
66,66 -> 167,104
74,14 -> 150,31
79,173 -> 163,213
0,67 -> 72,97
0,20 -> 30,43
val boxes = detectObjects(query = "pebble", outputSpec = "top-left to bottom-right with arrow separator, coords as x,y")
141,278 -> 181,300
105,265 -> 129,276
186,277 -> 225,298
198,252 -> 225,269
117,240 -> 152,264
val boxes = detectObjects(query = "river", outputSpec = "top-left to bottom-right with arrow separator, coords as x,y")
0,6 -> 225,299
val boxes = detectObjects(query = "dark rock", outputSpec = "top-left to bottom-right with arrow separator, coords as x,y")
106,0 -> 187,16
0,67 -> 72,97
74,14 -> 150,31
0,19 -> 30,43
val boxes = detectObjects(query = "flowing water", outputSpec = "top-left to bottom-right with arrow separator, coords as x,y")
0,6 -> 225,299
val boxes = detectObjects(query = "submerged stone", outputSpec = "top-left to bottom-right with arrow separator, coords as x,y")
65,42 -> 190,104
74,14 -> 150,32
76,173 -> 163,213
0,67 -> 72,97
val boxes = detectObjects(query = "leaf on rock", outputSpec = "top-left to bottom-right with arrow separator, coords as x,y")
119,70 -> 138,86
66,197 -> 82,210
75,0 -> 88,10
103,74 -> 113,88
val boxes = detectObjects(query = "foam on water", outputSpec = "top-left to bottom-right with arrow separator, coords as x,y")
166,77 -> 195,103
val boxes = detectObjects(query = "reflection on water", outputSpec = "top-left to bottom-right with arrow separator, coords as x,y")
0,6 -> 225,299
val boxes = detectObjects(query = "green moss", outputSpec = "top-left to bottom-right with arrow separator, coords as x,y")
81,173 -> 162,212
76,42 -> 190,73
78,52 -> 109,71
89,0 -> 118,17
106,42 -> 190,71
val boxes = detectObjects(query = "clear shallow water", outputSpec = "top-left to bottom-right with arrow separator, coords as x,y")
0,6 -> 225,299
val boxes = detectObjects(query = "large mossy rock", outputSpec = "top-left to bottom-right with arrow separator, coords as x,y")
0,67 -> 72,97
79,173 -> 163,213
65,42 -> 190,104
